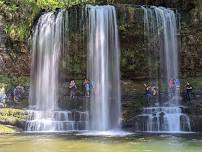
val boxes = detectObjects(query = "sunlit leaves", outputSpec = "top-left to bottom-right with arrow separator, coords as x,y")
36,0 -> 65,9
0,0 -> 96,42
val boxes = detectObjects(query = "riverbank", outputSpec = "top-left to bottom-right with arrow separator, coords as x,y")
0,108 -> 27,133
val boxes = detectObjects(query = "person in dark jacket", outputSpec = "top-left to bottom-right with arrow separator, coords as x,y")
186,82 -> 193,102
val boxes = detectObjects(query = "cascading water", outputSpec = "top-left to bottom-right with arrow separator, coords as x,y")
136,107 -> 191,132
87,5 -> 121,131
26,11 -> 88,132
136,6 -> 191,132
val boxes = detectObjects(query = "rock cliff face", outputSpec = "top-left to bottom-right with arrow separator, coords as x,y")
0,14 -> 30,76
180,5 -> 202,77
115,1 -> 202,79
0,2 -> 202,78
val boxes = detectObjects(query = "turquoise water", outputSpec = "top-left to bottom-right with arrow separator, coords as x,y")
0,134 -> 202,152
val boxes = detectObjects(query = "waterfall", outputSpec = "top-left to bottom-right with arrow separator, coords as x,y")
25,4 -> 189,133
135,6 -> 191,132
29,11 -> 62,111
26,11 -> 88,132
87,5 -> 121,131
26,6 -> 121,132
136,107 -> 191,132
142,6 -> 180,102
154,7 -> 180,103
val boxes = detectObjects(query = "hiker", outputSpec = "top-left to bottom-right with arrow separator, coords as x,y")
89,80 -> 96,95
144,83 -> 152,101
175,79 -> 180,90
151,85 -> 159,96
83,79 -> 90,97
186,82 -> 193,102
69,80 -> 77,98
13,85 -> 24,103
168,79 -> 175,97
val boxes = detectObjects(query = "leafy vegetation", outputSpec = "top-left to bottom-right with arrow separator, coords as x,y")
181,76 -> 202,91
0,124 -> 16,133
0,108 -> 27,121
0,74 -> 29,92
0,0 -> 38,41
0,0 -> 95,42
0,108 -> 27,133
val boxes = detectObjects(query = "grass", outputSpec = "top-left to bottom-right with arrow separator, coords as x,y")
0,124 -> 16,133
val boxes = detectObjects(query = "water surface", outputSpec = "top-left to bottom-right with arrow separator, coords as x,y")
0,134 -> 202,152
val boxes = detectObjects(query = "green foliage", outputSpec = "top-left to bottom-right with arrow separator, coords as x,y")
0,74 -> 29,92
0,0 -> 95,42
0,108 -> 27,120
0,0 -> 40,41
0,108 -> 27,131
37,0 -> 65,9
5,24 -> 30,41
181,76 -> 202,91
0,124 -> 16,133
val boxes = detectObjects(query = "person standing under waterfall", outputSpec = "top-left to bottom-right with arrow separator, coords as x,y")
186,82 -> 193,102
13,85 -> 25,103
151,85 -> 159,97
83,79 -> 90,97
144,83 -> 152,102
168,79 -> 175,98
90,80 -> 95,96
175,79 -> 181,91
69,80 -> 77,99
